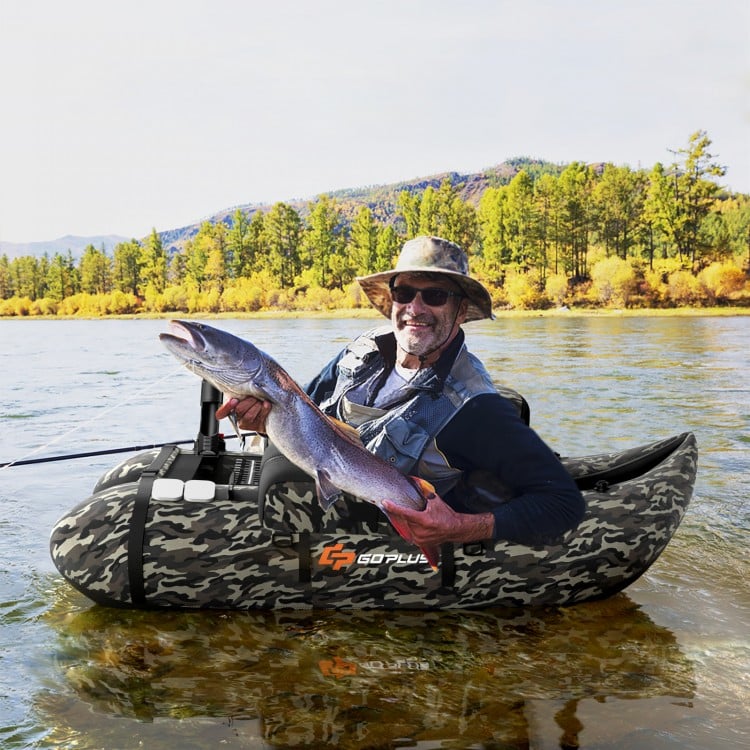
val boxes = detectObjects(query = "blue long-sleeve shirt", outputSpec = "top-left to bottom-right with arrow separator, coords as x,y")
306,331 -> 585,545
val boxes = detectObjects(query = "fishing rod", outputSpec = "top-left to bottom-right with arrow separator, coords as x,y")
0,433 -> 254,469
1,380 -> 252,470
1,440 -> 195,468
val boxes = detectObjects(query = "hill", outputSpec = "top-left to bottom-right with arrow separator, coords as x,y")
0,234 -> 129,261
1,158 -> 563,258
157,157 -> 563,252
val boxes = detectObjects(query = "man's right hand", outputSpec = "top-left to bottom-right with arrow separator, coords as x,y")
215,396 -> 272,434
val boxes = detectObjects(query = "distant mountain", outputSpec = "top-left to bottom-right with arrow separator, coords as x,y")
157,157 -> 563,252
1,158 -> 562,258
0,234 -> 129,260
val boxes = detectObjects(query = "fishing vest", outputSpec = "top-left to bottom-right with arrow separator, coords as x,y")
317,327 -> 500,496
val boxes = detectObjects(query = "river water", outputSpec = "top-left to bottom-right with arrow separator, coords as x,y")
0,314 -> 748,749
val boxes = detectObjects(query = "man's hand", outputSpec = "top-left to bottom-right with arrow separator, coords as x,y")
382,492 -> 495,547
215,396 -> 272,434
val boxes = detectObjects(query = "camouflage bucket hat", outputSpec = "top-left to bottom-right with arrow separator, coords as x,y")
356,235 -> 494,322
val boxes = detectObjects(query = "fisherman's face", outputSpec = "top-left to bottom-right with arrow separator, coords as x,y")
390,273 -> 468,366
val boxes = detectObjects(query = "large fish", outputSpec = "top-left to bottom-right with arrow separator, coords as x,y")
160,320 -> 439,568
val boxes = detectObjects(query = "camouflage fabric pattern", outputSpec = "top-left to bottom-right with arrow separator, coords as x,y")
93,448 -> 162,492
50,432 -> 697,610
51,480 -> 310,609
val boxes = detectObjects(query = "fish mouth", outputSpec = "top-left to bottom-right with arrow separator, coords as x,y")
159,319 -> 260,396
159,320 -> 207,355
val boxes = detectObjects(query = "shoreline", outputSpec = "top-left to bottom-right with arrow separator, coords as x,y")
1,306 -> 749,321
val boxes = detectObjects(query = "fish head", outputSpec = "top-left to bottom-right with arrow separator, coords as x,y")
159,320 -> 270,399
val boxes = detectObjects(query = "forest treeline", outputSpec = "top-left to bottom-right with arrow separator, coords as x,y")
2,131 -> 749,317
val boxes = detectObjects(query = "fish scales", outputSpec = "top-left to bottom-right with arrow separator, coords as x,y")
160,320 -> 438,566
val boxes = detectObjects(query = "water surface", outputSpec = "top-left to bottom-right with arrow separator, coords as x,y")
1,315 -> 748,748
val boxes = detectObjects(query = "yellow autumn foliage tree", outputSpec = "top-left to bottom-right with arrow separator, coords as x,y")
590,256 -> 638,307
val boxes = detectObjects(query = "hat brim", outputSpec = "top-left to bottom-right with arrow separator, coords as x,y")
357,268 -> 494,322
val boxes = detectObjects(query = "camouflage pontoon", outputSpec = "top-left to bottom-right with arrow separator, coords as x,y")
50,382 -> 698,610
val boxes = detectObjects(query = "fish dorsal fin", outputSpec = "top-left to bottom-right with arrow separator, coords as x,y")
327,417 -> 364,447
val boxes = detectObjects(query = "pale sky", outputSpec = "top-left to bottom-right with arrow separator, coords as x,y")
1,0 -> 748,244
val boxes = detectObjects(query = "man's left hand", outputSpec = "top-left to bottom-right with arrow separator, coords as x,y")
382,493 -> 494,547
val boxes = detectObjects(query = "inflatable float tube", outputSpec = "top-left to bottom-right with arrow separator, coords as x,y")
50,429 -> 697,610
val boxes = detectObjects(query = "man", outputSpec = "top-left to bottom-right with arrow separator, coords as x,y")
217,235 -> 584,550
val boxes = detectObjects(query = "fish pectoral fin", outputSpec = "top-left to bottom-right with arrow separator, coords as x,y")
384,514 -> 413,543
409,476 -> 436,501
315,469 -> 342,511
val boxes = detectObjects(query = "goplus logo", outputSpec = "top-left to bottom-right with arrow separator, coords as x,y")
318,543 -> 356,571
318,543 -> 428,570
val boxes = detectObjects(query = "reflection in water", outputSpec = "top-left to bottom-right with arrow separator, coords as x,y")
7,315 -> 745,749
39,588 -> 695,749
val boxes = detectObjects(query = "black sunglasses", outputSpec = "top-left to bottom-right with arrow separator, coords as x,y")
390,285 -> 463,307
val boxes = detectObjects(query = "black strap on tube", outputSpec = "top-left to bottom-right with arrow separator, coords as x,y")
127,446 -> 178,607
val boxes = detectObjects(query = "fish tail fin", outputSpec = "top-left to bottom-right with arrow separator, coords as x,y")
383,511 -> 441,572
419,544 -> 441,572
